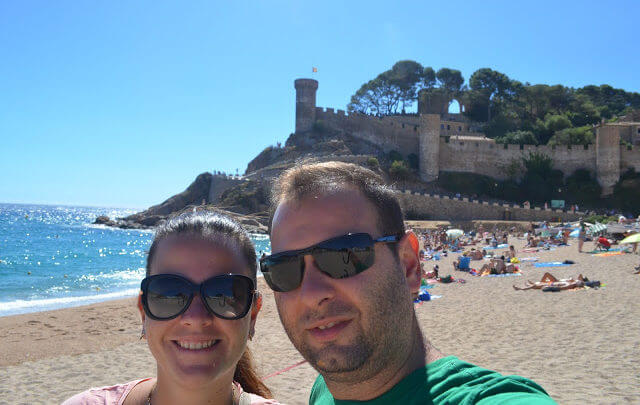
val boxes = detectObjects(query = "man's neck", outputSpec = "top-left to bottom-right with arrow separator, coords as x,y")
323,326 -> 445,401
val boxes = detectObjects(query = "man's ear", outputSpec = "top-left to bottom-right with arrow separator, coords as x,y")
398,231 -> 421,296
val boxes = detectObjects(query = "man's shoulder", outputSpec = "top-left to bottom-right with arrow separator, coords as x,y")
309,357 -> 556,404
427,356 -> 556,404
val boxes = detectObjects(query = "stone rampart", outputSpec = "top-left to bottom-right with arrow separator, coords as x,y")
397,190 -> 582,222
208,175 -> 245,204
621,146 -> 640,173
439,139 -> 597,179
315,107 -> 420,156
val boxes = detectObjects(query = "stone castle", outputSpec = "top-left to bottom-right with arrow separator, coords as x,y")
294,78 -> 640,196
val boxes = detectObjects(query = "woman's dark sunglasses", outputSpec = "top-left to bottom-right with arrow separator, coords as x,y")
140,273 -> 256,321
259,232 -> 401,292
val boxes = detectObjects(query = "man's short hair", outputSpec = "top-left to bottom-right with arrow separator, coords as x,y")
269,161 -> 405,237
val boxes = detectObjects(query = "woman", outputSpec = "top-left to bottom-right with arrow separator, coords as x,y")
64,212 -> 278,404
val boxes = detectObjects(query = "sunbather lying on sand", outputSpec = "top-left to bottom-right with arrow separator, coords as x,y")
477,257 -> 517,275
513,272 -> 585,291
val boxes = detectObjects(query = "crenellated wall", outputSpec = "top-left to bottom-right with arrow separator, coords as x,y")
315,107 -> 420,156
396,190 -> 582,222
438,139 -> 597,179
294,79 -> 635,196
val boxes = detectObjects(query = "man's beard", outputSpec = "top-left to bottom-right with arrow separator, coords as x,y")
278,263 -> 413,381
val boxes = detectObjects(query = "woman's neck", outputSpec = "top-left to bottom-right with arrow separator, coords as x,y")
149,369 -> 236,405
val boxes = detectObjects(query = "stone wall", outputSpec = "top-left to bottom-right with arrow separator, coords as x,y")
315,107 -> 420,156
208,175 -> 245,204
621,146 -> 640,173
438,139 -> 597,179
397,190 -> 582,222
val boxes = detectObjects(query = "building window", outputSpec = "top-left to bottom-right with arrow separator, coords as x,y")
441,124 -> 445,129
447,125 -> 450,130
458,126 -> 462,131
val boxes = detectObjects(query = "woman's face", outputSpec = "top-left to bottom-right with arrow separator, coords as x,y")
138,236 -> 260,388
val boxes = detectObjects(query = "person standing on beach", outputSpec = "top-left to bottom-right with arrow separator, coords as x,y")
578,218 -> 586,253
261,161 -> 556,404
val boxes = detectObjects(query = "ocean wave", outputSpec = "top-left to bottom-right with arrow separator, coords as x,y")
0,288 -> 140,317
78,268 -> 145,282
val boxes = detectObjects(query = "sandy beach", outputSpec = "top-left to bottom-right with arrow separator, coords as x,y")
1,236 -> 639,404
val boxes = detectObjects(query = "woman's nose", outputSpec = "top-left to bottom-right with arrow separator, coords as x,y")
180,294 -> 214,326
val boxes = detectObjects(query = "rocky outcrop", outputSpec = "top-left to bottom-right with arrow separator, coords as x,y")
94,206 -> 269,234
95,127 -> 387,233
125,172 -> 213,222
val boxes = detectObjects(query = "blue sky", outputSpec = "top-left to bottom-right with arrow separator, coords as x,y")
1,0 -> 638,208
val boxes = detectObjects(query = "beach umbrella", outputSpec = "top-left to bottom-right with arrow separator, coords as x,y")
620,233 -> 640,244
446,229 -> 464,240
569,228 -> 580,238
588,222 -> 607,235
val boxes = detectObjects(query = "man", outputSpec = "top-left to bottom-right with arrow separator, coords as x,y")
261,161 -> 555,404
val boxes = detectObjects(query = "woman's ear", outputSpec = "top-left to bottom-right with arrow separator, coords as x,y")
137,292 -> 145,323
251,292 -> 262,320
248,292 -> 262,340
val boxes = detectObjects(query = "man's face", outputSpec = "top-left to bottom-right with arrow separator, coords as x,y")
270,189 -> 415,381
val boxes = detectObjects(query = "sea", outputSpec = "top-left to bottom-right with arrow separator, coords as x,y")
0,203 -> 271,317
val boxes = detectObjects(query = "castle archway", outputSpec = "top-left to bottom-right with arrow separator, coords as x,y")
448,99 -> 461,114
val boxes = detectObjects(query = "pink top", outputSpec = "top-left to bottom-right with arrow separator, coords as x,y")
62,378 -> 279,405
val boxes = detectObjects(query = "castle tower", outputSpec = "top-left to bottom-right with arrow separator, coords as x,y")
294,78 -> 319,133
595,123 -> 621,196
419,114 -> 441,181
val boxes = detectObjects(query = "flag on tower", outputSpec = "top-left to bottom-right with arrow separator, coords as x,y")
312,67 -> 318,73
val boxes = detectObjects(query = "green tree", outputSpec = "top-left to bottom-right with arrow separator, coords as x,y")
548,126 -> 595,146
348,61 -> 426,115
495,130 -> 538,145
564,169 -> 601,204
421,67 -> 436,89
469,68 -> 515,121
389,160 -> 410,180
436,68 -> 464,100
520,152 -> 562,202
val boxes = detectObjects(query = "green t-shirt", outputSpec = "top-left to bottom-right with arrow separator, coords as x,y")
309,356 -> 556,405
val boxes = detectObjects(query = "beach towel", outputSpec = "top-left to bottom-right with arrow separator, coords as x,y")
520,257 -> 539,262
594,251 -> 624,257
522,248 -> 539,253
483,243 -> 509,250
485,273 -> 522,277
534,261 -> 573,267
586,248 -> 624,254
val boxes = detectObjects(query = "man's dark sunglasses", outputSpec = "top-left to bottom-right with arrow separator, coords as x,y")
140,273 -> 256,321
259,232 -> 401,292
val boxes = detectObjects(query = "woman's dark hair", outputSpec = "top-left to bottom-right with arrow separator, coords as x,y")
145,210 -> 272,398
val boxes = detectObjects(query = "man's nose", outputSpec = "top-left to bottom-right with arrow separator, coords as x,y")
180,294 -> 214,326
298,254 -> 336,307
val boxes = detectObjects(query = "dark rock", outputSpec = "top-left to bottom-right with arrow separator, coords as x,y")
125,172 -> 213,222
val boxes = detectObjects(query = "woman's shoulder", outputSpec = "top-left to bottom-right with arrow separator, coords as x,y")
234,382 -> 281,405
62,378 -> 152,405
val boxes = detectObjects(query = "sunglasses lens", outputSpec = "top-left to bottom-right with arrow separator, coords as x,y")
313,246 -> 374,278
262,256 -> 303,292
203,275 -> 253,319
146,275 -> 192,319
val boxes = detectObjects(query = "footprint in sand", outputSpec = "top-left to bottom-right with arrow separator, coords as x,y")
27,320 -> 40,325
